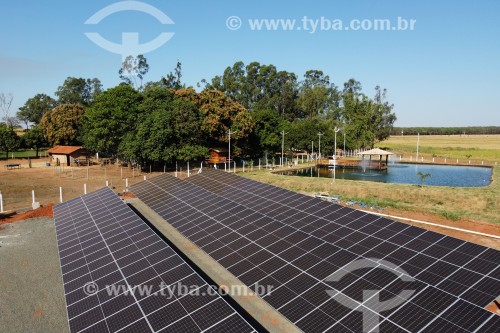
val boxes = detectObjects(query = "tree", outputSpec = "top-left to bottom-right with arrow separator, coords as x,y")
161,61 -> 183,89
39,104 -> 85,146
417,172 -> 431,187
22,126 -> 47,158
297,70 -> 340,119
134,87 -> 207,162
55,77 -> 102,106
0,123 -> 20,158
247,109 -> 283,157
207,61 -> 300,119
0,92 -> 14,126
17,93 -> 57,127
175,89 -> 254,153
119,55 -> 149,89
81,85 -> 143,156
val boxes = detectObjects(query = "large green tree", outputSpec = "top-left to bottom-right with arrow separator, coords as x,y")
17,93 -> 57,127
297,70 -> 340,119
55,77 -> 102,106
81,85 -> 143,156
176,89 -> 254,153
0,123 -> 20,158
21,126 -> 47,157
247,109 -> 283,157
133,88 -> 207,162
208,61 -> 300,119
39,104 -> 85,146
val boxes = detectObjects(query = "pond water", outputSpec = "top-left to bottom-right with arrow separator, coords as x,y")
280,163 -> 493,187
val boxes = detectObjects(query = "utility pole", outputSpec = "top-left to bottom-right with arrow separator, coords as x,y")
334,127 -> 341,158
343,131 -> 346,155
317,133 -> 323,159
228,129 -> 236,172
281,130 -> 287,167
416,132 -> 420,161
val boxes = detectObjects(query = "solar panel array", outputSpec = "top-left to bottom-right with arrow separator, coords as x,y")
53,187 -> 258,333
130,170 -> 500,333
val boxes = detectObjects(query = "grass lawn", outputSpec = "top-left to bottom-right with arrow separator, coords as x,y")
0,149 -> 48,159
379,134 -> 500,163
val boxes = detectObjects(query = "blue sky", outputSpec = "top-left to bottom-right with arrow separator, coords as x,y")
0,0 -> 499,126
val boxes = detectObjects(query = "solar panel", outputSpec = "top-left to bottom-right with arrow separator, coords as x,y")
130,172 -> 500,333
53,187 -> 258,333
186,169 -> 500,305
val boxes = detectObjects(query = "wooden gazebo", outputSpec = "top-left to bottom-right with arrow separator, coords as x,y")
358,148 -> 394,170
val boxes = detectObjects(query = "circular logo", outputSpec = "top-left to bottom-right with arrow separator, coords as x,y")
83,282 -> 99,296
226,16 -> 242,30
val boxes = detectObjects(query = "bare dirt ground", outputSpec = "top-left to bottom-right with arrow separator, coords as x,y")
0,158 -> 172,213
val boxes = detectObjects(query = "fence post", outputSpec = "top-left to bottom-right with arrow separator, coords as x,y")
59,187 -> 63,203
84,184 -> 87,194
258,159 -> 261,170
164,164 -> 166,173
187,161 -> 190,177
121,167 -> 123,179
0,192 -> 3,213
224,163 -> 227,172
125,178 -> 129,191
242,161 -> 245,172
234,161 -> 236,173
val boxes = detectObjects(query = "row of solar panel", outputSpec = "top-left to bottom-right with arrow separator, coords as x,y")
129,170 -> 500,333
53,187 -> 258,333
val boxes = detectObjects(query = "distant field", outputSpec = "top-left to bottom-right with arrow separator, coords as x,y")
379,134 -> 500,162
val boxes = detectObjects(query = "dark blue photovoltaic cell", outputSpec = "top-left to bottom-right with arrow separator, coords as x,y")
128,170 -> 500,333
53,187 -> 257,333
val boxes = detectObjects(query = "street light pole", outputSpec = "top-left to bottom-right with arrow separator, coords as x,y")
228,129 -> 236,172
281,130 -> 287,167
317,133 -> 323,159
343,132 -> 346,155
334,127 -> 341,158
416,132 -> 420,161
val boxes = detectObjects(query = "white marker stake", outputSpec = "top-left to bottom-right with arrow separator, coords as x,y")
187,161 -> 190,177
234,161 -> 236,173
32,190 -> 35,204
143,175 -> 146,181
125,178 -> 129,189
0,192 -> 3,213
84,184 -> 87,194
59,187 -> 63,203
106,180 -> 109,187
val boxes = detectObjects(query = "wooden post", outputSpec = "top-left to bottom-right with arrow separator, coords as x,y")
121,167 -> 123,179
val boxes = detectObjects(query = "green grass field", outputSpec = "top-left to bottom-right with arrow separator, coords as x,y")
0,149 -> 48,159
379,134 -> 500,162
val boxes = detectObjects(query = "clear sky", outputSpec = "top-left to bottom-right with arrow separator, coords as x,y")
1,0 -> 499,126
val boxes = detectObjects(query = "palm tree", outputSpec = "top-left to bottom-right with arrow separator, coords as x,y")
417,172 -> 431,187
